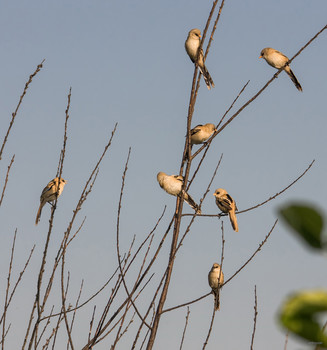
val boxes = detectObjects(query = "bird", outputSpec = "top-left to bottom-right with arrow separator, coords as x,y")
213,188 -> 238,232
35,177 -> 67,225
157,172 -> 201,213
208,263 -> 224,311
185,28 -> 215,90
259,47 -> 302,91
190,123 -> 216,145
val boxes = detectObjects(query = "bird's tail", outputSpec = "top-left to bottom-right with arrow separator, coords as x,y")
285,66 -> 302,91
199,65 -> 215,90
214,291 -> 221,311
35,202 -> 44,225
228,210 -> 238,232
183,192 -> 201,214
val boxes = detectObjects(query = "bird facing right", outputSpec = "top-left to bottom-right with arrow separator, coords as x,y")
259,47 -> 302,92
213,188 -> 238,232
208,263 -> 224,311
35,177 -> 67,225
185,28 -> 215,90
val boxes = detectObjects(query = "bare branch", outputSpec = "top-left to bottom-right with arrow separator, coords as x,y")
0,243 -> 35,326
202,308 -> 216,350
0,155 -> 15,208
250,286 -> 258,350
1,230 -> 17,349
0,60 -> 44,161
224,220 -> 277,286
179,307 -> 190,350
237,160 -> 315,215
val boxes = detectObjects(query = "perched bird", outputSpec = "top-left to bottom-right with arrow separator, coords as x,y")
35,177 -> 67,225
213,188 -> 238,232
157,172 -> 201,213
259,47 -> 302,92
208,263 -> 224,311
185,28 -> 215,90
190,123 -> 216,145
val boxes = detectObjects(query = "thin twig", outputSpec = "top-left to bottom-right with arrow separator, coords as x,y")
213,25 -> 327,140
1,230 -> 17,349
283,331 -> 289,350
215,220 -> 225,311
96,274 -> 154,346
179,307 -> 190,350
115,148 -> 151,329
0,325 -> 11,346
202,307 -> 216,350
237,160 -> 315,215
68,280 -> 84,345
36,306 -> 54,348
224,220 -> 277,286
204,0 -> 225,61
184,160 -> 315,218
191,81 -> 250,160
0,60 -> 44,161
0,155 -> 15,208
0,244 -> 35,326
24,90 -> 72,350
250,286 -> 258,350
163,220 -> 276,314
88,306 -> 96,345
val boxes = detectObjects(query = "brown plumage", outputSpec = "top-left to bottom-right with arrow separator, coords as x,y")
185,28 -> 215,90
157,172 -> 201,214
35,177 -> 67,225
213,188 -> 238,232
208,263 -> 224,310
260,47 -> 302,92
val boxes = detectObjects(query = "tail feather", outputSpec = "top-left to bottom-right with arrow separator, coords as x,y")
229,210 -> 238,232
183,192 -> 201,214
199,65 -> 215,90
285,67 -> 302,91
214,292 -> 220,311
35,202 -> 44,225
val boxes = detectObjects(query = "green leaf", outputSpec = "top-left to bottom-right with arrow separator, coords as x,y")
279,204 -> 324,249
279,290 -> 327,348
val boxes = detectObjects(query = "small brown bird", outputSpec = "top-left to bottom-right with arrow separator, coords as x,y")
190,123 -> 216,145
185,28 -> 215,90
157,172 -> 201,213
35,177 -> 67,225
213,188 -> 238,232
185,123 -> 217,160
208,263 -> 224,311
259,47 -> 302,92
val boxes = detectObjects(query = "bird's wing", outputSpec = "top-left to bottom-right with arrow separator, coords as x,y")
219,197 -> 233,211
41,179 -> 56,197
190,125 -> 203,136
173,175 -> 184,182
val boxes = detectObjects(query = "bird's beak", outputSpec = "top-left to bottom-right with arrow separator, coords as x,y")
259,55 -> 262,59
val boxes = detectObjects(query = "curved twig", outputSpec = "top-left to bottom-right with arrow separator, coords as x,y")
0,60 -> 44,161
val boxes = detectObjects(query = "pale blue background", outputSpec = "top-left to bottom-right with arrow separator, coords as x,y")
0,1 -> 326,349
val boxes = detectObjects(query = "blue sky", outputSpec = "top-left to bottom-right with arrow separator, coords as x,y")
0,1 -> 327,349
